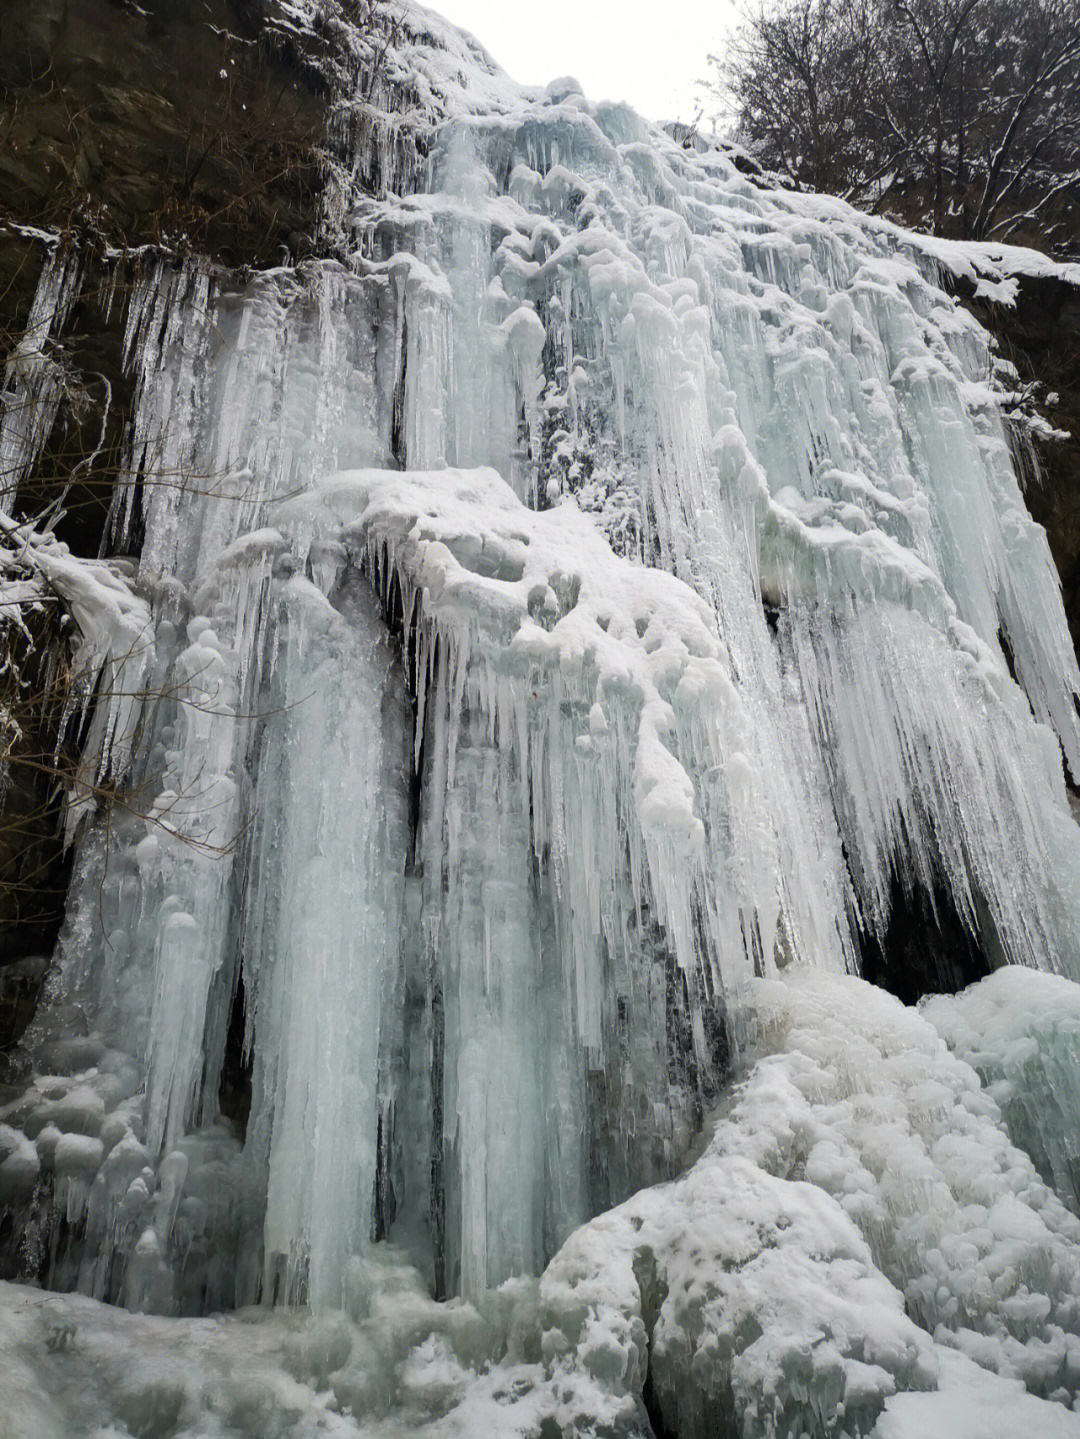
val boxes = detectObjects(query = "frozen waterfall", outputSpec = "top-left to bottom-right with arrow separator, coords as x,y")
5,3 -> 1080,1436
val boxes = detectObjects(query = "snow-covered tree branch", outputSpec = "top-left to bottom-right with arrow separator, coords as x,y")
713,0 -> 1080,250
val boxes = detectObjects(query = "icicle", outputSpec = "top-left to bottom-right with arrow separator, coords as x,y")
0,243 -> 83,510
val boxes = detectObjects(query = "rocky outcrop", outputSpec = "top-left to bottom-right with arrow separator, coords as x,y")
0,0 -> 327,267
956,270 -> 1080,675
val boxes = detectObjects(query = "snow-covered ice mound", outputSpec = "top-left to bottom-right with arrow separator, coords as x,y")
924,969 -> 1080,1217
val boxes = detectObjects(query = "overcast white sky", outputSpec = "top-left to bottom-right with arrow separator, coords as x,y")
434,0 -> 742,124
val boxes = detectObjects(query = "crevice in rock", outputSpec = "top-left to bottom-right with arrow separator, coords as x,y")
634,1245 -> 679,1439
391,313 -> 408,468
217,969 -> 252,1134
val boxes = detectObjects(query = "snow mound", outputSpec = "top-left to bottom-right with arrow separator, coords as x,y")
540,1150 -> 937,1439
924,968 -> 1080,1217
717,968 -> 1080,1400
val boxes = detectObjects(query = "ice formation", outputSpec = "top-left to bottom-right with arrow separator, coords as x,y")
0,243 -> 84,511
5,1 -> 1080,1434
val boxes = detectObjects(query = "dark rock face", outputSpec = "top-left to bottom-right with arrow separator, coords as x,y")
0,0 -> 326,267
0,957 -> 49,1077
857,871 -> 996,1007
0,0 -> 343,559
0,594 -> 74,1057
956,272 -> 1080,690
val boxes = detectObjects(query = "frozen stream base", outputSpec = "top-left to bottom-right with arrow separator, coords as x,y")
2,1280 -> 1078,1439
6,968 -> 1080,1439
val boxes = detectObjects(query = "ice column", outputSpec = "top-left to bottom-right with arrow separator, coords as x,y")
240,572 -> 408,1310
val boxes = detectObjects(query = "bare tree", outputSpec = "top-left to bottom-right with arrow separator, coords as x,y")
714,0 -> 1080,250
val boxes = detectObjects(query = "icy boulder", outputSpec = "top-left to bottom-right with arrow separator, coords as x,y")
716,969 -> 1080,1401
539,1150 -> 938,1439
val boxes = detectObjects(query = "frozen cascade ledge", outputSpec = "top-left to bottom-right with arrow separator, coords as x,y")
5,0 -> 1080,1433
215,463 -> 777,1310
261,464 -> 777,979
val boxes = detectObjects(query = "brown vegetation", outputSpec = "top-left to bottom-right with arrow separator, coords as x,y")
0,0 -> 329,267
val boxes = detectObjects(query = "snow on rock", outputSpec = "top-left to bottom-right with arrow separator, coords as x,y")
0,511 -> 152,832
539,1149 -> 938,1439
769,182 -> 1080,305
905,234 -> 1080,307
